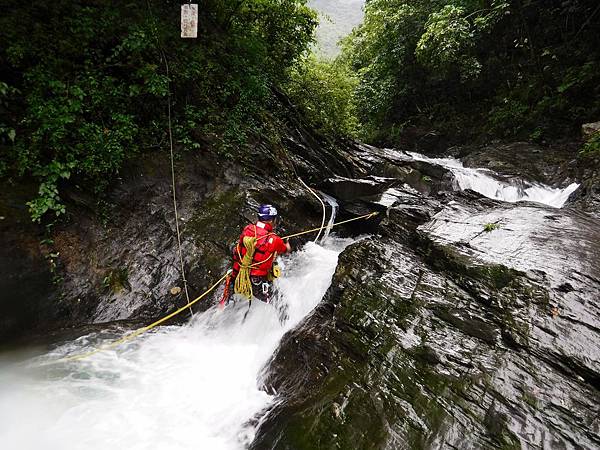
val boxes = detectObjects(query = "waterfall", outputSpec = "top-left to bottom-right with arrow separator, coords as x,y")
320,192 -> 339,241
406,152 -> 579,208
0,238 -> 354,450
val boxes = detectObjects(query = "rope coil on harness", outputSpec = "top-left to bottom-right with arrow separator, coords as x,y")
234,235 -> 257,299
233,230 -> 274,300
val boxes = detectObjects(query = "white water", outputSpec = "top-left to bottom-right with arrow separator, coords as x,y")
320,193 -> 339,241
0,238 -> 353,450
407,152 -> 579,208
377,187 -> 406,207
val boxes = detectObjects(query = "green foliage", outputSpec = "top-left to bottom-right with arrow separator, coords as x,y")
26,161 -> 75,223
483,222 -> 500,232
340,1 -> 425,142
0,0 -> 317,222
416,5 -> 479,80
580,133 -> 600,156
285,55 -> 359,137
0,81 -> 17,150
341,0 -> 600,146
43,249 -> 63,285
488,98 -> 530,138
0,81 -> 18,177
102,267 -> 130,294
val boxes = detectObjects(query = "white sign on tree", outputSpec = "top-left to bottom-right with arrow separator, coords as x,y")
181,4 -> 198,38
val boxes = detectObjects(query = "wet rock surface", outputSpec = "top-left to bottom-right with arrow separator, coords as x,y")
2,125 -> 599,449
0,104 -> 344,340
457,142 -> 579,186
444,141 -> 600,217
253,147 -> 600,449
51,158 -> 333,330
569,154 -> 600,217
0,184 -> 56,342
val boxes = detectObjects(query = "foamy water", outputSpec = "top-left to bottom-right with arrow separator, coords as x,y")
407,152 -> 579,208
0,238 -> 353,450
320,192 -> 339,241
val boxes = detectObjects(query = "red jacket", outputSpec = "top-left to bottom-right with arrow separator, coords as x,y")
232,221 -> 287,277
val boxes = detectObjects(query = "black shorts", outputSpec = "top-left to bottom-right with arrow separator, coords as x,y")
250,276 -> 273,303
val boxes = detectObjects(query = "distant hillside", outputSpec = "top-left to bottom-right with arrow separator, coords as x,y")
309,0 -> 364,58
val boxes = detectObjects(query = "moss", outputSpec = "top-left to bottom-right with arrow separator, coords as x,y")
103,267 -> 130,294
400,362 -> 479,450
265,239 -> 535,450
188,189 -> 245,247
94,199 -> 115,229
417,234 -> 523,292
330,278 -> 478,449
484,406 -> 522,450
522,391 -> 538,409
580,132 -> 600,156
478,265 -> 517,290
434,307 -> 498,345
483,222 -> 501,232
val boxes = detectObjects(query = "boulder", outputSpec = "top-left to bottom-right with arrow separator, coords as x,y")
254,189 -> 600,450
582,121 -> 600,139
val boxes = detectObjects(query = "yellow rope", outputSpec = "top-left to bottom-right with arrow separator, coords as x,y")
52,211 -> 379,364
234,235 -> 257,299
282,211 -> 379,240
232,225 -> 277,300
56,273 -> 228,363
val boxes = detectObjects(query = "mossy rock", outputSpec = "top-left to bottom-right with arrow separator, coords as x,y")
188,189 -> 245,248
102,267 -> 130,294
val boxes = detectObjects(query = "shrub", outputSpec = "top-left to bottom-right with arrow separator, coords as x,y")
285,55 -> 359,138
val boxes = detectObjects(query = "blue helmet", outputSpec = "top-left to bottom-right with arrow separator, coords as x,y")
258,204 -> 278,221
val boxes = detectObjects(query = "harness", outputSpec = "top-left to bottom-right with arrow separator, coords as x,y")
232,224 -> 274,277
232,223 -> 277,300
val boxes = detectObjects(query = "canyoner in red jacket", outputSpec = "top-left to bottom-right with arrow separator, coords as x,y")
222,204 -> 291,306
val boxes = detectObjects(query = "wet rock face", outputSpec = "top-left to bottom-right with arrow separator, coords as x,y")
46,149 -> 335,330
451,142 -> 581,187
442,141 -> 600,216
254,167 -> 600,448
569,154 -> 600,217
3,119 -> 599,448
320,176 -> 396,201
0,184 -> 58,341
0,100 -> 351,339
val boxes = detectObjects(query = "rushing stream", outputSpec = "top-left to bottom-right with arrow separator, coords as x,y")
0,238 -> 353,450
320,192 -> 339,241
1,144 -> 596,449
250,147 -> 600,449
407,152 -> 579,207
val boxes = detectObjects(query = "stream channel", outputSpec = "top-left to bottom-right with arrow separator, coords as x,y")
0,152 -> 594,450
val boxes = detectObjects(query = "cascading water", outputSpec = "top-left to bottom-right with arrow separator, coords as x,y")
406,152 -> 579,208
320,193 -> 339,241
0,238 -> 354,450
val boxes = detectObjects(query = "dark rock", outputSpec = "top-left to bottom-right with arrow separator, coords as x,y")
3,102 -> 600,449
320,175 -> 396,202
254,188 -> 600,449
459,142 -> 580,186
582,122 -> 600,139
0,103 -> 353,339
0,183 -> 58,341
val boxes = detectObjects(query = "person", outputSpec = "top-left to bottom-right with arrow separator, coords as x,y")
223,204 -> 291,306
